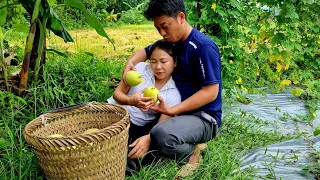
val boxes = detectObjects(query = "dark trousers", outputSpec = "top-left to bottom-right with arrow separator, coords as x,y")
128,121 -> 157,144
126,121 -> 158,175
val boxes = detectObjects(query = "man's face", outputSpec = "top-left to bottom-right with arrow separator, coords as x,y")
153,15 -> 184,42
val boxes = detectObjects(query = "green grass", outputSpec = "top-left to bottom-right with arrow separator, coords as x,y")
0,71 -> 295,180
0,52 -> 124,179
0,24 -> 307,179
5,23 -> 161,61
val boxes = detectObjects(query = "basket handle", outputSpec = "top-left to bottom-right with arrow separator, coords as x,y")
40,102 -> 89,115
38,102 -> 91,126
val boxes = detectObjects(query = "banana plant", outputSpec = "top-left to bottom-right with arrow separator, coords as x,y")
0,1 -> 29,91
0,0 -> 9,91
16,0 -> 114,92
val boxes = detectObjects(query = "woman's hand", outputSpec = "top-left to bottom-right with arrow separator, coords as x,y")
128,90 -> 154,110
128,134 -> 151,159
150,95 -> 176,116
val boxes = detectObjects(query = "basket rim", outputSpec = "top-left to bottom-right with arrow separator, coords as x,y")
23,102 -> 130,149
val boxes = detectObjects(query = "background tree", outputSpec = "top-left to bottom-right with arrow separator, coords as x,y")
186,0 -> 319,117
0,0 -> 115,92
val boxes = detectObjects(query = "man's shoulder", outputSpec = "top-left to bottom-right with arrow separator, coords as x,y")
189,29 -> 218,50
192,29 -> 214,43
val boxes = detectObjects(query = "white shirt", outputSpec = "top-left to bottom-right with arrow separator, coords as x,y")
108,62 -> 181,126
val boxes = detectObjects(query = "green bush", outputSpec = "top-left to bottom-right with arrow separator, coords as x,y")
3,1 -> 28,29
118,9 -> 147,24
53,0 -> 126,29
118,2 -> 148,25
186,0 -> 319,117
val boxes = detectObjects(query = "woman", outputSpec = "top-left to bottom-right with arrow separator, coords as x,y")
121,0 -> 221,177
107,39 -> 181,159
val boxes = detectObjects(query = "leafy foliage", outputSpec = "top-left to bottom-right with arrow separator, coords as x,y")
186,0 -> 320,117
53,0 -> 129,28
118,2 -> 148,25
1,0 -> 27,29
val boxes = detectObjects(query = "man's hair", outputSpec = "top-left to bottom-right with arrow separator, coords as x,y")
144,0 -> 186,20
148,39 -> 177,62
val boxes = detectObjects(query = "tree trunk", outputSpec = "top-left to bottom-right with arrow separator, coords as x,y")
18,0 -> 41,92
0,33 -> 9,91
19,23 -> 36,91
29,19 -> 46,72
29,22 -> 40,71
33,19 -> 46,84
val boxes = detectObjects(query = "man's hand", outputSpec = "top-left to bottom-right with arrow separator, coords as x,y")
128,90 -> 154,110
122,62 -> 136,85
150,95 -> 176,116
128,134 -> 151,159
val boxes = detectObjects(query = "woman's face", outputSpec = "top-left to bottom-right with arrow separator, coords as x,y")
149,47 -> 176,80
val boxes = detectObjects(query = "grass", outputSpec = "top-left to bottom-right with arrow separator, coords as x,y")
1,52 -> 124,179
0,24 -> 309,179
7,23 -> 161,61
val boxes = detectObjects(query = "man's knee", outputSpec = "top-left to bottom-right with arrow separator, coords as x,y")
150,124 -> 177,155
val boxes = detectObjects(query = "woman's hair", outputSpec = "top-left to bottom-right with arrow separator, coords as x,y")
148,39 -> 177,62
144,0 -> 186,20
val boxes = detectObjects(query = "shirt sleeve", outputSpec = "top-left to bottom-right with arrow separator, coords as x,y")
163,89 -> 181,107
194,44 -> 222,86
134,62 -> 147,74
144,45 -> 152,59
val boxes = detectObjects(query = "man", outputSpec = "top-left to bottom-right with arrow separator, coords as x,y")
124,0 -> 222,176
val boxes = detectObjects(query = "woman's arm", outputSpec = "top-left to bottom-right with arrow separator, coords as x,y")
128,113 -> 172,159
112,80 -> 131,105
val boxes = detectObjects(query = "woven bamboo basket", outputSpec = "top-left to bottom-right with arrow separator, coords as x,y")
23,102 -> 130,180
